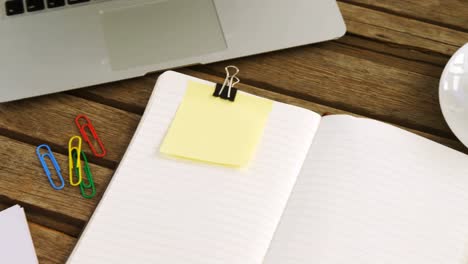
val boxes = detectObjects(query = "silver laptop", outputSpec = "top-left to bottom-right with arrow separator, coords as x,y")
0,0 -> 346,103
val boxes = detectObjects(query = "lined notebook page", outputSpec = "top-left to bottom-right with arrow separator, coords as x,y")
264,115 -> 468,264
67,71 -> 321,264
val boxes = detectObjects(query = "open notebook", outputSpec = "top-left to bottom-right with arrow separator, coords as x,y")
68,71 -> 468,264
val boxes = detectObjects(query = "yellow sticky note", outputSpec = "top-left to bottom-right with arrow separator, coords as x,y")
160,81 -> 273,167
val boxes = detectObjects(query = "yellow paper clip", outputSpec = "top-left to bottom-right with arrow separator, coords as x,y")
68,136 -> 82,186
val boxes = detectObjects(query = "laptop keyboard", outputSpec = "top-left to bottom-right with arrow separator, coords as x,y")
4,0 -> 102,16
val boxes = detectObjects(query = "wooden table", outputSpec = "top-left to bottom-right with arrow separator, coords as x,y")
1,1 -> 467,263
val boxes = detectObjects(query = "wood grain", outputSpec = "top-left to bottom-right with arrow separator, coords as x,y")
338,2 -> 468,56
29,223 -> 76,264
325,37 -> 444,77
71,76 -> 157,114
0,93 -> 141,166
67,76 -> 157,114
0,135 -> 113,235
341,0 -> 468,32
336,35 -> 450,67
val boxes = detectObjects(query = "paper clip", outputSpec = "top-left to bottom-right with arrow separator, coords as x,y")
36,144 -> 65,190
72,150 -> 96,199
213,65 -> 240,101
68,136 -> 82,186
75,114 -> 107,158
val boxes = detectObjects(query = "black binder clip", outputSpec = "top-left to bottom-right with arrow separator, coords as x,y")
213,66 -> 240,102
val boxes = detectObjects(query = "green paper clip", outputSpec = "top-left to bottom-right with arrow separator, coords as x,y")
72,150 -> 96,199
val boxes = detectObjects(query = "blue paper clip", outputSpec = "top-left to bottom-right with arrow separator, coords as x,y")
36,144 -> 65,190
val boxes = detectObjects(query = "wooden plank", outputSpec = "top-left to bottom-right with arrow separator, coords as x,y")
192,43 -> 455,139
70,75 -> 158,115
336,35 -> 449,67
67,76 -> 157,114
324,38 -> 444,78
66,69 -> 466,153
0,93 -> 141,166
29,222 -> 76,264
0,136 -> 113,235
341,0 -> 468,32
338,2 -> 468,56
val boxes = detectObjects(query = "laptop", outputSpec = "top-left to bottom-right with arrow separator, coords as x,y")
0,0 -> 346,103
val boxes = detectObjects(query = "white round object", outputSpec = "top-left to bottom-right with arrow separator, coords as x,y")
439,43 -> 468,148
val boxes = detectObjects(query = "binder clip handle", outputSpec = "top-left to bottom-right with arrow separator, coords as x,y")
213,65 -> 240,102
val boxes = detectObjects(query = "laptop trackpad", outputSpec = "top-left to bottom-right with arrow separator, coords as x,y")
100,0 -> 227,71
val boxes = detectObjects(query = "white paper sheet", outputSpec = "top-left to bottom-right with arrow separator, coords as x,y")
68,71 -> 321,264
0,205 -> 38,264
264,115 -> 468,264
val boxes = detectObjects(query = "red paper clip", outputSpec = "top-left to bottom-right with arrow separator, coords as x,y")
75,114 -> 107,158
